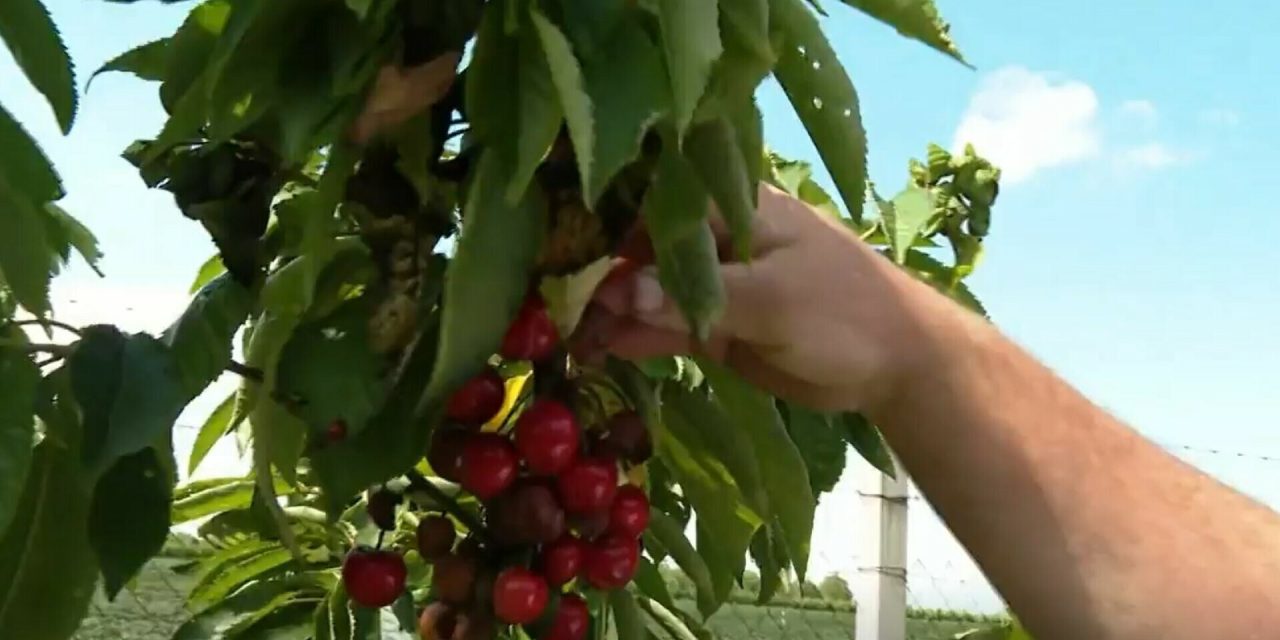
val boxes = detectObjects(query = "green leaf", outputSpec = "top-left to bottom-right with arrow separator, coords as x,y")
748,523 -> 788,604
506,16 -> 563,204
70,327 -> 188,478
0,350 -> 38,539
772,0 -> 868,225
838,0 -> 966,63
530,7 -> 595,203
0,0 -> 77,132
882,185 -> 935,264
684,117 -> 754,261
0,176 -> 54,316
0,95 -> 61,203
837,412 -> 896,478
42,203 -> 103,276
700,360 -> 816,581
189,391 -> 236,475
580,20 -> 667,206
903,249 -> 987,316
206,0 -> 311,140
655,0 -> 721,138
727,97 -> 764,207
647,509 -> 717,618
781,403 -> 847,496
88,447 -> 174,599
419,150 -> 544,418
325,582 -> 353,640
164,273 -> 253,398
175,576 -> 314,640
246,313 -> 307,483
90,38 -> 170,89
719,0 -> 772,64
465,1 -> 518,154
188,544 -> 295,610
610,589 -> 646,640
0,441 -> 97,640
632,558 -> 677,612
661,385 -> 768,520
641,147 -> 724,342
171,477 -> 263,524
160,0 -> 232,112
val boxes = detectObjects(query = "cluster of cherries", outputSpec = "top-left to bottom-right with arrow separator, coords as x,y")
341,293 -> 653,640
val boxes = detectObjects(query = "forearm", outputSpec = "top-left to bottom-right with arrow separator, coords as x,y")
868,286 -> 1280,639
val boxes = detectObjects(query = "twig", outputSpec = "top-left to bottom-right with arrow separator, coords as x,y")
8,318 -> 82,336
32,355 -> 63,369
405,470 -> 488,540
226,359 -> 264,382
0,339 -> 72,356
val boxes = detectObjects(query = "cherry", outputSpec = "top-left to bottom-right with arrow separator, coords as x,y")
556,457 -> 618,514
446,368 -> 506,426
419,603 -> 456,640
492,567 -> 549,624
366,489 -> 400,531
500,294 -> 559,362
459,433 -> 519,500
539,535 -> 586,586
432,553 -> 478,605
489,480 -> 565,546
428,427 -> 469,482
417,514 -> 456,560
582,534 -> 639,590
593,411 -> 652,464
342,548 -> 407,608
515,399 -> 581,475
569,509 -> 610,541
326,419 -> 348,443
607,485 -> 650,538
543,593 -> 590,640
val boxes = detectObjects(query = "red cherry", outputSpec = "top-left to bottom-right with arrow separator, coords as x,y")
501,294 -> 559,362
428,427 -> 468,482
342,548 -> 407,608
446,368 -> 506,426
459,434 -> 519,500
543,594 -> 590,640
583,534 -> 639,590
492,567 -> 549,624
515,399 -> 581,475
607,485 -> 650,538
539,535 -> 586,586
556,457 -> 618,514
326,419 -> 348,443
432,553 -> 478,605
569,509 -> 610,541
416,515 -> 456,560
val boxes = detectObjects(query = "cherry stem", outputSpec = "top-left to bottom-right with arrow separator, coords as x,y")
226,359 -> 264,382
7,318 -> 82,336
375,530 -> 386,550
406,470 -> 490,542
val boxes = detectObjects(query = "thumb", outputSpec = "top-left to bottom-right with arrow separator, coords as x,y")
629,264 -> 768,343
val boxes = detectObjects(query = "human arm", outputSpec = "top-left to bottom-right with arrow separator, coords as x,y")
576,184 -> 1280,640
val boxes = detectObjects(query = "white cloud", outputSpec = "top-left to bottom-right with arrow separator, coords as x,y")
952,66 -> 1101,184
1119,99 -> 1159,126
1114,143 -> 1193,169
1200,108 -> 1241,127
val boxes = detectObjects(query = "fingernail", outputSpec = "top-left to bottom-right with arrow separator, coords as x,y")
633,269 -> 665,314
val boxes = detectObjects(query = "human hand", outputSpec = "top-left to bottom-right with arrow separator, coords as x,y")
572,183 -> 943,415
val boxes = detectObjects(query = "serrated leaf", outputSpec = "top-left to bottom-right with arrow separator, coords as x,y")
42,203 -> 103,275
632,558 -> 677,612
188,544 -> 295,610
530,7 -> 595,202
245,312 -> 307,483
0,179 -> 53,316
171,477 -> 265,524
700,360 -> 815,581
0,0 -> 77,132
418,150 -> 544,419
727,97 -> 764,207
506,18 -> 563,204
189,392 -> 235,474
175,576 -> 312,640
0,440 -> 97,640
719,0 -> 772,63
655,0 -> 721,138
837,412 -> 895,478
684,117 -> 754,261
661,385 -> 768,520
580,20 -> 667,206
781,403 -> 846,496
772,0 -> 868,224
539,256 -> 613,338
90,38 -> 171,89
206,0 -> 311,140
0,349 -> 39,539
70,327 -> 188,478
882,184 -> 934,264
88,447 -> 174,599
748,523 -> 787,604
838,0 -> 966,63
0,103 -> 61,202
160,0 -> 232,113
647,509 -> 717,618
164,273 -> 253,398
641,147 -> 724,342
903,249 -> 987,316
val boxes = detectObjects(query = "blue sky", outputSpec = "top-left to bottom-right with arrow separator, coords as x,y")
4,0 -> 1278,610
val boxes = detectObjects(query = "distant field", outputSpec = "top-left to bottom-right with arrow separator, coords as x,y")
76,560 -> 996,639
